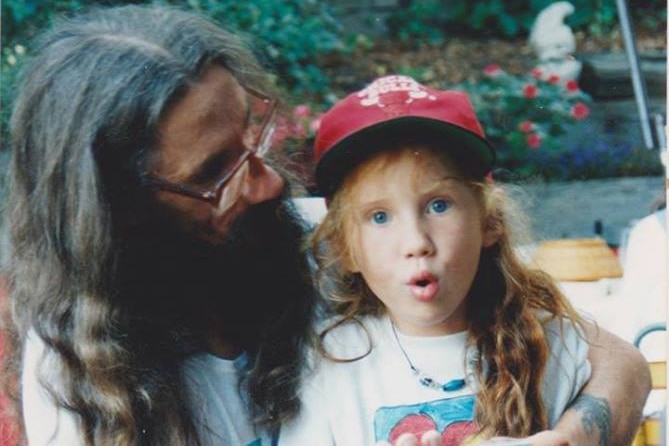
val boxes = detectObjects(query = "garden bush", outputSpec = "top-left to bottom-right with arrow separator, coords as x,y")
386,0 -> 667,44
1,0 -> 664,184
166,0 -> 346,96
453,63 -> 593,176
1,0 -> 347,138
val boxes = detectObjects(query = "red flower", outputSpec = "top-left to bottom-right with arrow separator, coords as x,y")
571,102 -> 590,120
548,74 -> 560,84
531,67 -> 543,79
527,133 -> 542,149
484,64 -> 502,77
293,104 -> 311,118
565,80 -> 580,93
518,120 -> 535,133
523,84 -> 539,99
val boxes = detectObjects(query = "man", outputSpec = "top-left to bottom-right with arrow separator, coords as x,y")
2,4 -> 649,446
6,5 -> 315,445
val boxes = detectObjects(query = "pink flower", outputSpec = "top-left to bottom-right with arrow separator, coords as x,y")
531,67 -> 543,79
527,133 -> 542,149
565,80 -> 580,93
309,114 -> 323,134
272,117 -> 291,146
290,122 -> 306,138
548,74 -> 560,84
484,64 -> 502,77
571,102 -> 590,120
518,120 -> 535,133
293,104 -> 311,118
523,84 -> 539,99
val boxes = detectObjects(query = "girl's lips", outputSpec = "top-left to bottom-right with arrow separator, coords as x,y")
408,272 -> 439,301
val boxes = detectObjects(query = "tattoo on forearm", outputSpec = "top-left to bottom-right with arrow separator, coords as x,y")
570,394 -> 612,446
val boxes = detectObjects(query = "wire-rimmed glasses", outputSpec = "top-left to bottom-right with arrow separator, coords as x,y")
142,87 -> 278,208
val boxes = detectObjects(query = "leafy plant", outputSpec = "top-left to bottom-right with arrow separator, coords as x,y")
172,0 -> 347,96
453,64 -> 592,175
385,0 -> 667,43
1,0 -> 349,139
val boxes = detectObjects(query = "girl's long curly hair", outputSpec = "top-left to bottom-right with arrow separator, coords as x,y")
311,143 -> 585,438
3,5 -> 313,445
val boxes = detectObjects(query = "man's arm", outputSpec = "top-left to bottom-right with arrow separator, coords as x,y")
553,322 -> 651,446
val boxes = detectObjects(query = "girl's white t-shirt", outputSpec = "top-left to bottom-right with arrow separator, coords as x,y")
279,314 -> 591,445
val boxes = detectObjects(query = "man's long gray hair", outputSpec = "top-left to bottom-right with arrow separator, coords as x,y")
4,5 -> 313,445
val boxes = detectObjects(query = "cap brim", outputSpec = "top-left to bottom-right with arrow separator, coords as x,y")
315,117 -> 496,197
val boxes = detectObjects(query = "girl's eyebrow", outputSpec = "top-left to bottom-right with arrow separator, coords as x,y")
355,198 -> 387,213
437,175 -> 465,183
419,176 -> 464,191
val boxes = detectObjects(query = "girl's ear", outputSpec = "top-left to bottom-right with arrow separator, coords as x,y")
481,185 -> 505,248
482,213 -> 503,248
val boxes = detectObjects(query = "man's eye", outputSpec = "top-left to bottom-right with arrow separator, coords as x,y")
195,162 -> 224,185
191,148 -> 239,185
427,198 -> 451,214
370,211 -> 390,225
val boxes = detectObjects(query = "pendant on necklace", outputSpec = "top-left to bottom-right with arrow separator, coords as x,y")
391,321 -> 468,393
411,366 -> 467,392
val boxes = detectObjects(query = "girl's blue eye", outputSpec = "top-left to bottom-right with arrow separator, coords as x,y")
371,211 -> 389,225
428,198 -> 450,214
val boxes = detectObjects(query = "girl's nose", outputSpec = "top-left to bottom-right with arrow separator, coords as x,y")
239,154 -> 284,205
403,219 -> 436,258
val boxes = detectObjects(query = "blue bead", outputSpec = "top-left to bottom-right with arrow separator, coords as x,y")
420,377 -> 434,387
442,379 -> 466,392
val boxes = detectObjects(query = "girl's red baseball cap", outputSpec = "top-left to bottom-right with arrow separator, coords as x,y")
313,75 -> 496,196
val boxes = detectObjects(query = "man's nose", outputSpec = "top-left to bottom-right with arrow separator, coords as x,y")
239,154 -> 284,205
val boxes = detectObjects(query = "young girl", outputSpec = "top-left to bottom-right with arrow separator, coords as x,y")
279,75 -> 591,445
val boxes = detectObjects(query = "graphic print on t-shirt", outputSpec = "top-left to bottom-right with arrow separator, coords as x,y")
374,395 -> 479,445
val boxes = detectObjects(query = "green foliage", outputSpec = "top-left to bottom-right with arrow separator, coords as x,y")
165,0 -> 347,96
1,0 -> 348,142
1,0 -> 142,140
1,44 -> 24,142
386,0 -> 667,43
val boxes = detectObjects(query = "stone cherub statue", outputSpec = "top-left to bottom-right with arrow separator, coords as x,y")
529,1 -> 582,81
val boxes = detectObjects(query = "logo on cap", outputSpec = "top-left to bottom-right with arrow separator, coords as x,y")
357,75 -> 437,117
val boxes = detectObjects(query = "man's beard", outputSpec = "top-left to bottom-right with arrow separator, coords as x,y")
116,195 -> 312,354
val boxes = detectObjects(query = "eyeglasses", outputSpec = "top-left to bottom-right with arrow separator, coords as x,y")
142,87 -> 278,208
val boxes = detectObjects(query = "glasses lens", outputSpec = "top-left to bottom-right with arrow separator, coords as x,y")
245,93 -> 275,157
217,159 -> 250,212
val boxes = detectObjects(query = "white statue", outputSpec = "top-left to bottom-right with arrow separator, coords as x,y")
529,1 -> 582,81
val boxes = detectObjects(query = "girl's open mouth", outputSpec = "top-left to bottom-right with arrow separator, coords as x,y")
408,272 -> 439,301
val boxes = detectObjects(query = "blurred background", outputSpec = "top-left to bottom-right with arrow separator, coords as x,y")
1,0 -> 666,243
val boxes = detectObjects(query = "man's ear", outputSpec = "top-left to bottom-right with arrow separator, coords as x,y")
482,213 -> 503,248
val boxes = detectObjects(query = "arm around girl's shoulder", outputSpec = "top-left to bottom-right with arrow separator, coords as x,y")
541,316 -> 592,427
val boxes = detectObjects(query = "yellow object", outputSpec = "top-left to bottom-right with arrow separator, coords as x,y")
632,427 -> 646,446
649,361 -> 666,389
532,238 -> 623,281
643,417 -> 663,446
631,324 -> 666,446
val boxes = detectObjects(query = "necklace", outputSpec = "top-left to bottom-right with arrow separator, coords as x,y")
390,321 -> 467,392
